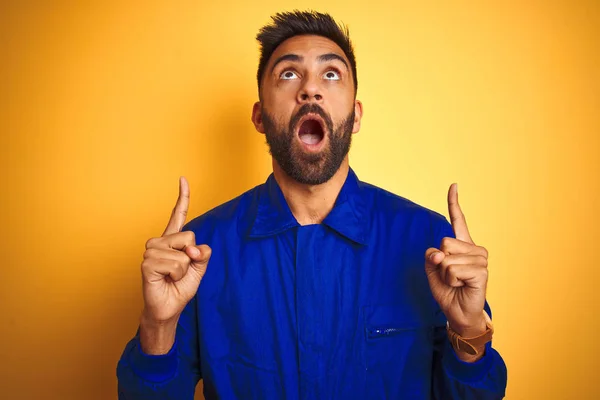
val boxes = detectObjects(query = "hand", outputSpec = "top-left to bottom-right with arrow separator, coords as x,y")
139,177 -> 211,353
424,183 -> 488,339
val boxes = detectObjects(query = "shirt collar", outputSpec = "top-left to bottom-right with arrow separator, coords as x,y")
249,168 -> 369,245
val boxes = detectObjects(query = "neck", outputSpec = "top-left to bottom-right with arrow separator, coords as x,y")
272,158 -> 349,226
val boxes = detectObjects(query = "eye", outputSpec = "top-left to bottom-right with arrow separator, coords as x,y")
323,70 -> 340,80
280,70 -> 299,80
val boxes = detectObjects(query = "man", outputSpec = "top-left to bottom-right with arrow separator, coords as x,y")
117,10 -> 507,399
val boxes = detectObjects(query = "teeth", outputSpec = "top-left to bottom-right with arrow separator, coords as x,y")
300,133 -> 321,145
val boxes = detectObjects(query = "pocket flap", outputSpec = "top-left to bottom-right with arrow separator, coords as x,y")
363,304 -> 434,339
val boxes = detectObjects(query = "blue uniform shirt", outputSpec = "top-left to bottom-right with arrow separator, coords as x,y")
117,168 -> 507,399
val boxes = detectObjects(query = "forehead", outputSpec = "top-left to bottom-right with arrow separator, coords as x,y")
268,34 -> 349,65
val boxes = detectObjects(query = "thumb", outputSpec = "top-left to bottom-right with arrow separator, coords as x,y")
424,247 -> 447,296
424,247 -> 445,272
186,244 -> 212,272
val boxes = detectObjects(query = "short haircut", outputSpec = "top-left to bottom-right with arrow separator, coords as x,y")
256,10 -> 358,97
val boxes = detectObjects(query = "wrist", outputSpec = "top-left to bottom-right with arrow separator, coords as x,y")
448,317 -> 487,338
453,343 -> 486,362
449,322 -> 487,362
139,313 -> 179,355
446,311 -> 494,362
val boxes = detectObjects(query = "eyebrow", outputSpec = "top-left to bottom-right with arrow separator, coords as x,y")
269,52 -> 350,75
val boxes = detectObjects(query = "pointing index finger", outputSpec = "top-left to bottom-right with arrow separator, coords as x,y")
447,183 -> 473,244
162,176 -> 190,236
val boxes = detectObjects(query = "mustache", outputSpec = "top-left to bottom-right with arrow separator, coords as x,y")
288,103 -> 334,134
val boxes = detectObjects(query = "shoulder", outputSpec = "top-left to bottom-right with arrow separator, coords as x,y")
360,180 -> 446,220
181,182 -> 262,241
358,179 -> 451,232
357,178 -> 455,251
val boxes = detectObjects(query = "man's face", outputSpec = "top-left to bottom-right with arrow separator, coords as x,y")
252,35 -> 363,185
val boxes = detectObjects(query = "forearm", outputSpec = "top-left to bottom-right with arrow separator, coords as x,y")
139,313 -> 179,355
449,318 -> 487,363
116,298 -> 201,399
432,326 -> 507,399
117,335 -> 197,400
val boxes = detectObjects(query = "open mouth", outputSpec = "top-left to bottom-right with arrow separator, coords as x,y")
297,114 -> 325,147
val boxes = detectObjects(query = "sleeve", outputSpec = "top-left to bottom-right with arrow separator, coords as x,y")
430,217 -> 508,399
116,294 -> 201,400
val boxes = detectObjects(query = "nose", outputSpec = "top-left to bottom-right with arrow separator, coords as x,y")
297,75 -> 323,103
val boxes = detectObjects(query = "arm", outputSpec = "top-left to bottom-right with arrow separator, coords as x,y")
116,295 -> 201,400
425,185 -> 507,399
431,301 -> 507,399
116,177 -> 210,399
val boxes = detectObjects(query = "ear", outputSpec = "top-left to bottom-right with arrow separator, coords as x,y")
351,100 -> 363,134
252,102 -> 266,134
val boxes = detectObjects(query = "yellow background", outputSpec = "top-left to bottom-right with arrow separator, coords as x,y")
1,1 -> 598,399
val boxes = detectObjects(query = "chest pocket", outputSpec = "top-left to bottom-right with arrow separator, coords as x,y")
363,304 -> 436,398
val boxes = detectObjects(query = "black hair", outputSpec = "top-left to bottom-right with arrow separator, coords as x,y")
256,10 -> 358,97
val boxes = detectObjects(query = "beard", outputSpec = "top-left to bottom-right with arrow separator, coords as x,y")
262,103 -> 355,185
